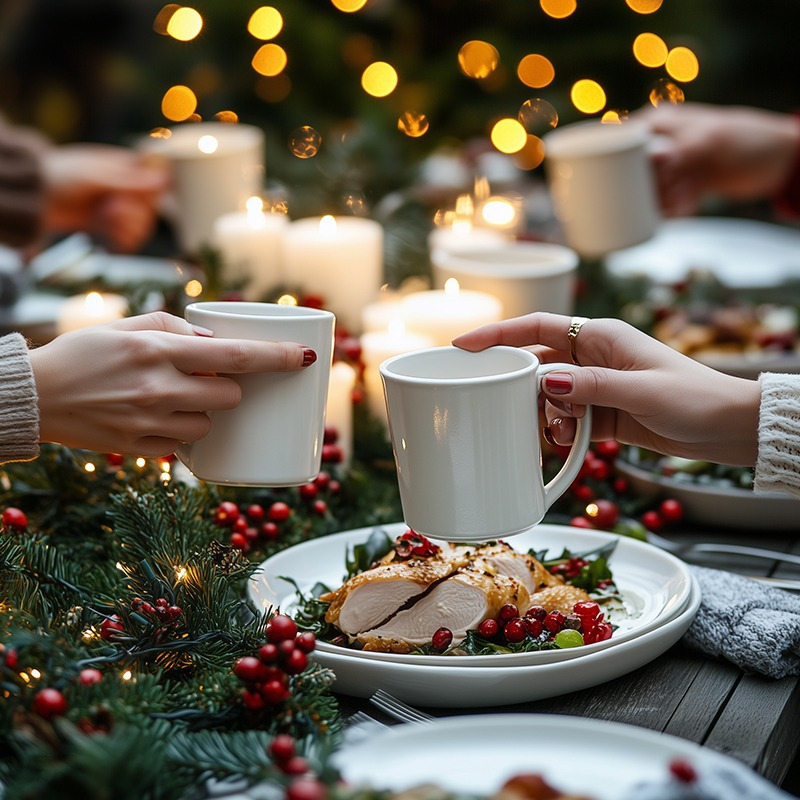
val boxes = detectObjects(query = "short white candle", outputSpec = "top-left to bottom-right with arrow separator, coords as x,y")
283,215 -> 384,335
361,292 -> 406,333
400,279 -> 503,346
57,291 -> 128,335
325,361 -> 357,471
360,321 -> 435,430
428,222 -> 508,256
212,197 -> 288,299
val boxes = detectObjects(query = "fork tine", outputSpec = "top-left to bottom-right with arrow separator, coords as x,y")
369,689 -> 435,722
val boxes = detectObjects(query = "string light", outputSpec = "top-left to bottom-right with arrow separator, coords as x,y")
175,565 -> 188,582
122,670 -> 133,681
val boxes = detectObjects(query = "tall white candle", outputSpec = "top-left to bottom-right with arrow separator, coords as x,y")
283,215 -> 384,335
324,361 -> 357,471
400,279 -> 503,346
212,198 -> 287,299
57,291 -> 128,335
360,321 -> 435,430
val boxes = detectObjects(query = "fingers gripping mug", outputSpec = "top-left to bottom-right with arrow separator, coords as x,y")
379,346 -> 592,542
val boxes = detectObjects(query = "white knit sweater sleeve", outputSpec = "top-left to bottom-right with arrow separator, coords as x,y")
0,332 -> 39,463
755,372 -> 800,497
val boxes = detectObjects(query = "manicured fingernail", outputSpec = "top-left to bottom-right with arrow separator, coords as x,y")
544,372 -> 573,395
302,347 -> 317,367
192,325 -> 214,337
542,426 -> 556,446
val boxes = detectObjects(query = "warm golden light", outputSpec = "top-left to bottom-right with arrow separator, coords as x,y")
84,463 -> 96,473
397,110 -> 429,138
166,7 -> 203,41
540,0 -> 577,19
161,85 -> 197,121
149,127 -> 172,140
247,6 -> 283,40
122,670 -> 133,681
481,198 -> 517,227
649,78 -> 685,106
518,98 -> 558,134
319,215 -> 337,236
184,279 -> 203,297
444,278 -> 461,295
457,40 -> 500,79
513,134 -> 545,170
331,0 -> 368,10
175,565 -> 188,581
586,502 -> 600,518
153,5 -> 180,35
517,54 -> 555,88
490,118 -> 527,154
601,110 -> 627,123
198,135 -> 218,154
135,457 -> 147,468
361,61 -> 398,97
214,110 -> 239,123
666,46 -> 699,82
571,79 -> 607,114
252,43 -> 288,77
633,33 -> 668,67
277,294 -> 298,306
30,668 -> 41,680
626,0 -> 663,13
288,126 -> 322,158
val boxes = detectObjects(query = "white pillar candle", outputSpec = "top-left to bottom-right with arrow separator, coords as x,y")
400,279 -> 503,346
361,292 -> 406,333
360,321 -> 435,430
283,215 -> 384,335
57,291 -> 128,335
427,223 -> 508,256
212,198 -> 288,299
324,361 -> 357,471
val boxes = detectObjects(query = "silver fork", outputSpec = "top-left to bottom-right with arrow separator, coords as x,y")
369,689 -> 435,723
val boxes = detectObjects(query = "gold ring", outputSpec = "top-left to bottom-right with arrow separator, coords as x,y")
567,316 -> 590,366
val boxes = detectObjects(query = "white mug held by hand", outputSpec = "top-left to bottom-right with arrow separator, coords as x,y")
177,302 -> 334,486
380,346 -> 592,542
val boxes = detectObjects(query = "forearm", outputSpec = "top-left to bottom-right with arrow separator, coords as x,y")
0,333 -> 39,463
755,372 -> 800,497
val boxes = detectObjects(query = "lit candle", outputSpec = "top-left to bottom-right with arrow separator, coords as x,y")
56,291 -> 128,335
325,361 -> 357,471
360,320 -> 435,430
283,215 -> 384,335
400,279 -> 503,346
212,197 -> 288,299
361,291 -> 406,333
428,193 -> 508,256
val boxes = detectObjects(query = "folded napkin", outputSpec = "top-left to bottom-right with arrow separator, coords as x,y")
684,566 -> 800,679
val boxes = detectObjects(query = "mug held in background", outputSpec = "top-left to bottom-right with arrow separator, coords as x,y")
380,345 -> 592,542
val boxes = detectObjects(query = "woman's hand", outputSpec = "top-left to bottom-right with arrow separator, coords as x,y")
453,312 -> 761,466
30,311 -> 314,457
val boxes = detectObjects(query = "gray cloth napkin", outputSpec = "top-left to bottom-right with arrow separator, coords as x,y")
684,565 -> 800,679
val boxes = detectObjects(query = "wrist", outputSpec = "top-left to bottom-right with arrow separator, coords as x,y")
772,111 -> 800,218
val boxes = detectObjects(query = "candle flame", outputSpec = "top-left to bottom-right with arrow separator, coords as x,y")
85,291 -> 105,313
198,135 -> 219,154
452,194 -> 474,235
278,294 -> 298,306
388,319 -> 406,336
319,215 -> 337,235
246,196 -> 264,214
444,278 -> 461,295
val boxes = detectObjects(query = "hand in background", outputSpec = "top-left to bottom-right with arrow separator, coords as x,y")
453,312 -> 760,467
29,311 -> 313,457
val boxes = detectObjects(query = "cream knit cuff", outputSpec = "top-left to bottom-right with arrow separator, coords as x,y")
0,332 -> 39,463
755,372 -> 800,498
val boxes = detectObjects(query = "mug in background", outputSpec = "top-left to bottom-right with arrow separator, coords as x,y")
543,120 -> 660,258
177,302 -> 334,486
380,346 -> 592,542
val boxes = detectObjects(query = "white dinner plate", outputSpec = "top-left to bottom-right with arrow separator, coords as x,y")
333,713 -> 780,799
617,458 -> 800,531
249,523 -> 694,675
605,216 -> 800,288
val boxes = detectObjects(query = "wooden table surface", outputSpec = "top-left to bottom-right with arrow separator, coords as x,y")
336,522 -> 800,794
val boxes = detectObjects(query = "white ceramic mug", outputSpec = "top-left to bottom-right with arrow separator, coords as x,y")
177,302 -> 334,486
380,345 -> 592,542
543,120 -> 660,258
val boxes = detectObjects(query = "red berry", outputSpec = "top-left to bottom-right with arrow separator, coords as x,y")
232,516 -> 249,533
314,471 -> 331,490
669,759 -> 698,784
78,668 -> 103,685
267,614 -> 298,643
613,477 -> 629,494
477,618 -> 499,637
595,440 -> 621,461
244,526 -> 259,541
522,617 -> 543,637
431,627 -> 453,651
323,425 -> 339,444
214,501 -> 240,527
311,499 -> 328,515
569,516 -> 595,529
283,649 -> 308,675
525,606 -> 547,621
573,601 -> 601,620
242,688 -> 266,710
589,460 -> 611,481
258,642 -> 279,663
295,632 -> 316,653
503,618 -> 527,643
268,502 -> 291,522
287,778 -> 327,800
268,733 -> 296,762
233,656 -> 265,683
4,649 -> 18,669
659,498 -> 684,524
2,507 -> 28,532
340,336 -> 362,361
544,611 -> 566,633
260,679 -> 290,704
641,510 -> 663,531
32,688 -> 68,720
261,521 -> 280,541
246,504 -> 265,521
586,499 -> 619,530
585,621 -> 613,644
282,756 -> 310,776
321,444 -> 343,464
572,484 -> 595,502
299,483 -> 318,500
100,615 -> 124,640
230,532 -> 249,550
497,604 -> 519,623
328,480 -> 342,493
106,452 -> 124,467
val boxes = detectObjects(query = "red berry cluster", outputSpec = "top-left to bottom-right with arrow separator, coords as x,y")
549,555 -> 589,580
100,614 -> 125,640
1,506 -> 28,533
268,733 -> 327,800
320,425 -> 344,466
131,596 -> 183,640
393,529 -> 441,559
233,614 -> 315,712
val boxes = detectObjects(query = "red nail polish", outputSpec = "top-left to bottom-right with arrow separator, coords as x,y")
302,348 -> 317,367
544,373 -> 573,395
542,426 -> 556,446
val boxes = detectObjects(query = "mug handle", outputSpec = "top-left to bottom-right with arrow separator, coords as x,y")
537,362 -> 593,509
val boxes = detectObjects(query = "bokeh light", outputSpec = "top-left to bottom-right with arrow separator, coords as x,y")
289,126 -> 322,158
540,0 -> 577,19
398,110 -> 429,137
185,279 -> 203,297
198,135 -> 218,154
513,135 -> 545,170
248,7 -> 283,40
166,7 -> 203,41
331,0 -> 368,11
361,61 -> 398,97
458,40 -> 500,80
666,46 -> 699,82
602,109 -> 628,123
517,54 -> 555,88
633,33 -> 668,67
649,77 -> 685,105
626,0 -> 663,13
161,85 -> 197,121
214,110 -> 239,123
490,118 -> 527,154
252,43 -> 288,77
153,5 -> 180,35
571,79 -> 606,114
518,98 -> 558,134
